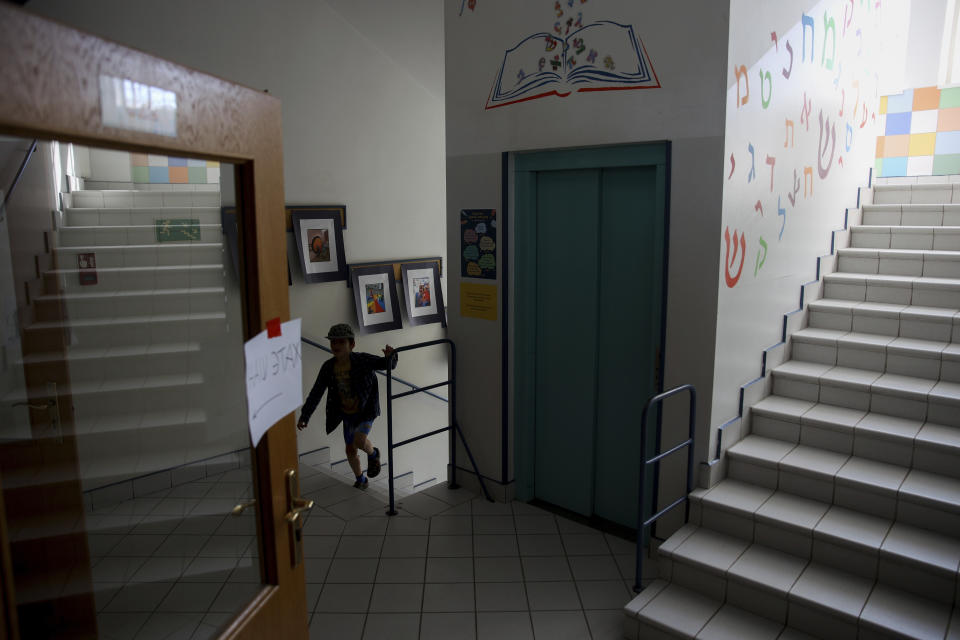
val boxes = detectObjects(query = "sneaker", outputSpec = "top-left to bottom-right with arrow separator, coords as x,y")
353,476 -> 368,490
367,448 -> 382,478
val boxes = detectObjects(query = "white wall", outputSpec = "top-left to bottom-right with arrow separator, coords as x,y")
710,0 -> 890,454
906,0 -> 946,89
28,0 -> 451,483
445,0 -> 731,486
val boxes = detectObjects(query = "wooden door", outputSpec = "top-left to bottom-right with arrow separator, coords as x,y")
0,6 -> 307,639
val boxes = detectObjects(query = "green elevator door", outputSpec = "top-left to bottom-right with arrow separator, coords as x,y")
532,164 -> 660,528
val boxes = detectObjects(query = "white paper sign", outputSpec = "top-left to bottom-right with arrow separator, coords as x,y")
244,318 -> 302,447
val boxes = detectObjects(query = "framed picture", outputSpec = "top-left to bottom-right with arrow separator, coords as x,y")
401,260 -> 445,327
291,210 -> 347,283
350,264 -> 402,334
286,205 -> 346,232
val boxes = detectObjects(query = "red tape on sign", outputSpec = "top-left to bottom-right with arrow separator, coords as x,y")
266,317 -> 282,338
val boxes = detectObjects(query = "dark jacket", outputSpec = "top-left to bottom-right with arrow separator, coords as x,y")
300,351 -> 398,434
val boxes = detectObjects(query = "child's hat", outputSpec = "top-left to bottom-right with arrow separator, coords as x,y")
326,323 -> 355,340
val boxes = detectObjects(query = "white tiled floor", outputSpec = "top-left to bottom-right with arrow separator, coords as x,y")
82,460 -> 637,639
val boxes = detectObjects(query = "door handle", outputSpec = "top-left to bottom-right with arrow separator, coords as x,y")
285,469 -> 313,566
11,383 -> 61,442
231,499 -> 256,516
11,399 -> 55,410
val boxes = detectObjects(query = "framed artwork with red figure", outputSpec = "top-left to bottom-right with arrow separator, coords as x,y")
401,260 -> 445,327
291,209 -> 347,283
350,264 -> 402,334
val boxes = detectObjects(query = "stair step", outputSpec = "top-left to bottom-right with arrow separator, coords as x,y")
872,181 -> 960,205
45,264 -> 224,293
849,225 -> 960,250
689,479 -> 960,603
861,203 -> 960,226
53,243 -> 223,270
58,222 -> 222,245
726,435 -> 960,535
69,189 -> 219,209
837,247 -> 960,278
822,272 -> 960,309
807,299 -> 959,342
656,524 -> 958,638
34,287 -> 225,321
771,359 -> 960,426
790,327 -> 956,382
64,206 -> 221,227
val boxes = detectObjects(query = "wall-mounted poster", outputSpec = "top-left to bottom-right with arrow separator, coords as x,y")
461,209 -> 496,279
401,261 -> 446,327
351,265 -> 402,334
291,210 -> 347,283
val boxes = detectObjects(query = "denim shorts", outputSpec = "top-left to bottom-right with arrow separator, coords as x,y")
342,416 -> 373,445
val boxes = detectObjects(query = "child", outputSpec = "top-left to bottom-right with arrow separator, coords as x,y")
297,323 -> 397,489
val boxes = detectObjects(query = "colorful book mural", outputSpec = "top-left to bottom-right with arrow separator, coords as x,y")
486,21 -> 659,109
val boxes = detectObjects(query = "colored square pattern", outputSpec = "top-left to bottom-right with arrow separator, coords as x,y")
130,154 -> 221,184
876,86 -> 960,177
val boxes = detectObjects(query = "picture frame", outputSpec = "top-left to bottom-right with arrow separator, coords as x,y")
401,260 -> 446,327
291,209 -> 347,283
285,205 -> 346,231
350,264 -> 402,334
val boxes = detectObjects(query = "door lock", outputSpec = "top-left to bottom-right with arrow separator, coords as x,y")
285,469 -> 313,566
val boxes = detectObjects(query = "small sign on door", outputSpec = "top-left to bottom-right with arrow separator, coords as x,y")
243,317 -> 302,447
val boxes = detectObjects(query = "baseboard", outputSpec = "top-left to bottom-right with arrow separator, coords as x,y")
446,463 -> 515,502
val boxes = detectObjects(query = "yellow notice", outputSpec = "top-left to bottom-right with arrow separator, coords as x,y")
460,283 -> 497,321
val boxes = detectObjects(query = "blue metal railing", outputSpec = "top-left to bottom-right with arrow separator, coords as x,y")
634,384 -> 697,593
385,339 -> 492,514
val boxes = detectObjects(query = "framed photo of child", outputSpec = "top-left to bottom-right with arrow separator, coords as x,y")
291,210 -> 347,283
401,260 -> 445,327
350,264 -> 402,334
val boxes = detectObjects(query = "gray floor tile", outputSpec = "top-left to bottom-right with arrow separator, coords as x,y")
555,517 -> 597,535
437,502 -> 473,516
198,535 -> 253,557
429,535 -> 473,557
157,582 -> 222,613
376,557 -> 426,583
422,582 -> 476,612
305,557 -> 332,583
369,582 -> 424,612
88,533 -> 125,556
134,611 -> 203,639
568,555 -> 621,581
397,493 -> 454,519
421,484 -> 477,506
381,534 -> 428,558
363,612 -> 420,640
424,556 -> 474,583
316,583 -> 374,613
326,558 -> 379,583
525,581 -> 582,611
420,612 -> 477,640
93,556 -> 150,582
514,515 -> 558,535
471,498 -> 513,516
475,556 -> 523,582
155,535 -> 209,557
309,613 -> 364,640
343,516 -> 389,535
517,534 -> 564,557
94,583 -> 123,612
104,582 -> 175,612
229,557 -> 262,583
430,516 -> 473,535
575,580 -> 631,610
472,515 -> 516,534
208,583 -> 260,612
327,494 -> 386,520
387,516 -> 430,535
585,610 -> 625,640
474,534 -> 519,557
530,610 -> 591,640
303,516 -> 347,536
521,556 -> 573,582
108,534 -> 167,557
336,535 -> 384,558
304,535 -> 341,558
173,515 -> 225,536
475,582 -> 528,612
477,611 -> 533,640
130,556 -> 192,583
97,612 -> 150,639
604,533 -> 635,555
131,516 -> 181,535
306,583 -> 323,612
561,533 -> 609,556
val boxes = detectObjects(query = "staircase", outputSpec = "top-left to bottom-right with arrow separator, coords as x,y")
9,183 -> 248,494
625,177 -> 960,639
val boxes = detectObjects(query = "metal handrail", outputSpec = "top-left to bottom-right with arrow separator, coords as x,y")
2,139 -> 38,220
301,336 -> 448,403
634,384 -> 696,593
385,339 -> 492,515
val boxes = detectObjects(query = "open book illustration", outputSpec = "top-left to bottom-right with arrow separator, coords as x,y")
486,20 -> 660,109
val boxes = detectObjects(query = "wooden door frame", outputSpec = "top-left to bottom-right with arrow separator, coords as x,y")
0,5 -> 304,639
512,142 -> 671,507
